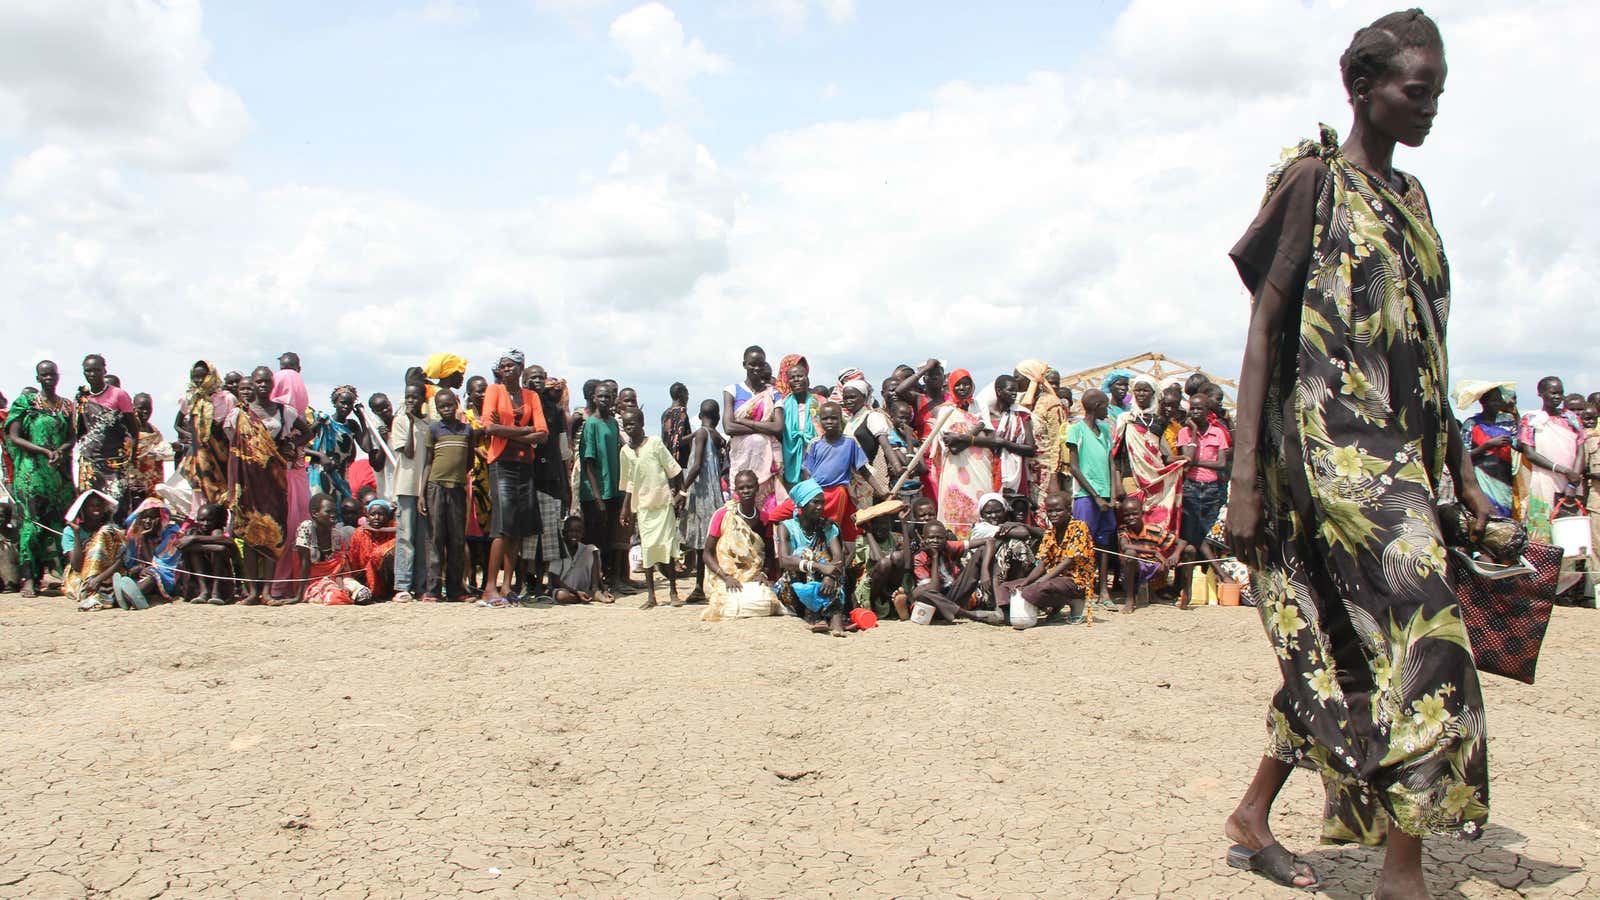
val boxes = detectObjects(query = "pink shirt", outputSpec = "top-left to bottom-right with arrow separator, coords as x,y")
90,385 -> 134,414
1178,420 -> 1232,483
708,505 -> 770,539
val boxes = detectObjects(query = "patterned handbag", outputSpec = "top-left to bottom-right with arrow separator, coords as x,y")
1452,541 -> 1561,684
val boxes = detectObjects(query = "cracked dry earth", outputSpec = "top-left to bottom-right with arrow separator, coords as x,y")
0,594 -> 1594,899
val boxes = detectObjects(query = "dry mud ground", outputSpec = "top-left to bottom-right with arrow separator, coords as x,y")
1,592 -> 1595,898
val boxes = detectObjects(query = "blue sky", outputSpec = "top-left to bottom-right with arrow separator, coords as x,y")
1,0 -> 1595,419
201,2 -> 1120,207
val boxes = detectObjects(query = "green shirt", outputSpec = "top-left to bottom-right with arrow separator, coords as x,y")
579,414 -> 621,502
1062,418 -> 1114,499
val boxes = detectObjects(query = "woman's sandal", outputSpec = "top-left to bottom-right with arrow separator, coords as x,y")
1226,842 -> 1322,891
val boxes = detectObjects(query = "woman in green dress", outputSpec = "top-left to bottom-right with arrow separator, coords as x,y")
5,361 -> 78,596
1224,11 -> 1494,899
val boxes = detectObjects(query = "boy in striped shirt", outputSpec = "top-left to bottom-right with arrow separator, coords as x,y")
1115,494 -> 1193,613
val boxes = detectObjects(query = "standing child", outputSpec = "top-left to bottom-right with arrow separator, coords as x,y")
679,399 -> 728,603
581,383 -> 630,593
363,393 -> 397,501
420,388 -> 474,602
387,383 -> 433,602
802,401 -> 889,541
1062,387 -> 1119,605
618,408 -> 684,609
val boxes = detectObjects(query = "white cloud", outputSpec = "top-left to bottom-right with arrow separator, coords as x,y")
0,0 -> 249,170
609,3 -> 727,106
1,0 -> 1596,418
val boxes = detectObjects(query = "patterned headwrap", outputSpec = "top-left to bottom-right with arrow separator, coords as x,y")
1015,359 -> 1054,408
125,496 -> 170,530
423,353 -> 469,380
775,354 -> 809,397
833,367 -> 872,405
499,350 -> 525,367
184,360 -> 223,435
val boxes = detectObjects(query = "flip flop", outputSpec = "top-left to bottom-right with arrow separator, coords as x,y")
1226,842 -> 1322,891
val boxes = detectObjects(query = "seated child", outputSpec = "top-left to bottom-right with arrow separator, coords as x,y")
347,498 -> 398,602
547,516 -> 606,604
121,497 -> 186,604
63,490 -> 127,611
968,493 -> 1037,612
1000,492 -> 1097,629
907,518 -> 1005,625
850,501 -> 907,619
1115,494 -> 1194,613
181,502 -> 241,604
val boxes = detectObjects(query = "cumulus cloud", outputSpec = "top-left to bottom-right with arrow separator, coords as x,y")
0,0 -> 1595,418
0,0 -> 249,170
609,3 -> 728,105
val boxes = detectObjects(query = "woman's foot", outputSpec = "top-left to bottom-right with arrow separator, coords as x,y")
669,587 -> 684,607
684,587 -> 707,604
639,596 -> 658,610
20,579 -> 38,598
809,620 -> 830,634
1223,811 -> 1319,890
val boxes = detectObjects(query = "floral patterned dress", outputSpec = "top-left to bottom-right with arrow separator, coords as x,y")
1229,126 -> 1486,845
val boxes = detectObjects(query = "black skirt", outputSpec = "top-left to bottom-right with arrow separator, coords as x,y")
488,460 -> 538,539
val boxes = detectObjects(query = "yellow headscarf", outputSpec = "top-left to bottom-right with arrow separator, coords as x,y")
422,353 -> 468,380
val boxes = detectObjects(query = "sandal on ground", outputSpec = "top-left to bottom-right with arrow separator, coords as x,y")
1226,842 -> 1322,891
476,596 -> 511,608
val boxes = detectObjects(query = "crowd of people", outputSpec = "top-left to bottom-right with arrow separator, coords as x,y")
0,348 -> 1254,629
2,348 -> 1591,629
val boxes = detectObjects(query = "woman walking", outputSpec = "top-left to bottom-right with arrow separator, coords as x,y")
1225,12 -> 1492,898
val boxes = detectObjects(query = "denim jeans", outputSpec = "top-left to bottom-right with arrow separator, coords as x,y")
395,495 -> 432,593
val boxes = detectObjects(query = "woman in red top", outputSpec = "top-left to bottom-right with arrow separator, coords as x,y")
478,350 -> 548,602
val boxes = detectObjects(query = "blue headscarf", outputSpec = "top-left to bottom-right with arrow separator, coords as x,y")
790,478 -> 823,508
1101,368 -> 1135,411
